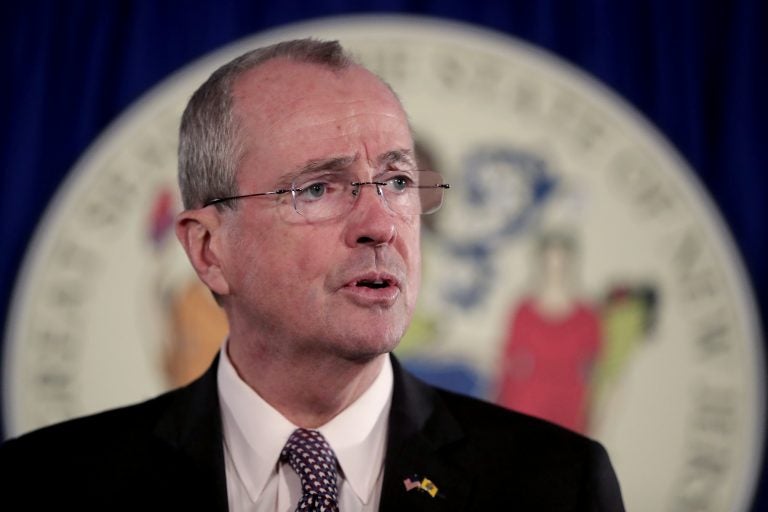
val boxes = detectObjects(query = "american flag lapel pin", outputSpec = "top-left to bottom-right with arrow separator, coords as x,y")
403,474 -> 439,498
403,475 -> 421,491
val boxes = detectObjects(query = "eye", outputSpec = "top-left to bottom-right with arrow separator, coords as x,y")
385,175 -> 414,193
304,182 -> 327,199
295,175 -> 343,202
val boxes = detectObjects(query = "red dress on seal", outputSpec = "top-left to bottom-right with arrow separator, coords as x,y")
497,298 -> 601,433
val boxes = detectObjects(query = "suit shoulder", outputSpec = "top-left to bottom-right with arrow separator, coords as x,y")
0,384 -> 187,460
420,388 -> 625,510
0,367 -> 228,510
434,388 -> 625,505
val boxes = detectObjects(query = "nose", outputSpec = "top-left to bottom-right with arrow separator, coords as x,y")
343,182 -> 397,247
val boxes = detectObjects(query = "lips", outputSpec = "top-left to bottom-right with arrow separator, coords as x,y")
353,273 -> 398,289
347,271 -> 400,290
340,271 -> 402,306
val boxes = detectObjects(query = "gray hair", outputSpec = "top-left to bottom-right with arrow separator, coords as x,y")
178,39 -> 356,209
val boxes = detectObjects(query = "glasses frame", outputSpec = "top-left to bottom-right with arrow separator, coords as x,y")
201,170 -> 450,219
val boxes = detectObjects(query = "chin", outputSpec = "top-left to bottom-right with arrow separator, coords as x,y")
332,325 -> 404,362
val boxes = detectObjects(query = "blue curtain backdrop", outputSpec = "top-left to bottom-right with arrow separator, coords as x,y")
2,1 -> 766,509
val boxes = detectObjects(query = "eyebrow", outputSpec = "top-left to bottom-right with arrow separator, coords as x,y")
277,156 -> 356,185
277,148 -> 417,185
378,148 -> 416,169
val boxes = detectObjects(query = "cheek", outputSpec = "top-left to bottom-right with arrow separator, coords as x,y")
409,217 -> 422,258
402,220 -> 422,302
266,228 -> 338,298
223,216 -> 285,290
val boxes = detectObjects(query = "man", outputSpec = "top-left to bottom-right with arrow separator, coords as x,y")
0,39 -> 625,511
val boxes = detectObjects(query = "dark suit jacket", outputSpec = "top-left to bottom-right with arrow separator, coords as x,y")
0,356 -> 624,511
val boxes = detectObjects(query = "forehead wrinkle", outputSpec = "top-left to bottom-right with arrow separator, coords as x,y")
378,149 -> 416,169
265,84 -> 406,126
276,154 -> 359,184
275,146 -> 414,186
273,110 -> 407,136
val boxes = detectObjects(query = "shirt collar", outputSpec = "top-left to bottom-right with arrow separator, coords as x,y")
217,342 -> 393,505
319,355 -> 393,503
218,344 -> 296,503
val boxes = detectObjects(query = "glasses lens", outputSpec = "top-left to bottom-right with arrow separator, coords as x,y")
380,170 -> 445,215
291,170 -> 447,220
291,174 -> 351,221
375,170 -> 447,216
415,170 -> 446,215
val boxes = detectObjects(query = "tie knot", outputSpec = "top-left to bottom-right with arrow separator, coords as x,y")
281,428 -> 340,512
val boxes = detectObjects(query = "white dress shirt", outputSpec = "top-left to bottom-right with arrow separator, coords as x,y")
217,343 -> 393,512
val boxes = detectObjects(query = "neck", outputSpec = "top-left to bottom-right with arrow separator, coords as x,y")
226,337 -> 386,429
533,278 -> 575,318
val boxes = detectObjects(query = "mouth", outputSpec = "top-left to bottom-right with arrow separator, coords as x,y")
341,272 -> 401,305
354,277 -> 395,289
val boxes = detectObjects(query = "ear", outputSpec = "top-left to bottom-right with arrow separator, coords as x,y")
175,208 -> 231,297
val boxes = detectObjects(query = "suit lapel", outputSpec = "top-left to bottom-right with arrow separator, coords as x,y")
144,355 -> 478,511
380,356 -> 474,511
153,357 -> 229,512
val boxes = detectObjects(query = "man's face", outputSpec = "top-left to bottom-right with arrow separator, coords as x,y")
217,59 -> 420,362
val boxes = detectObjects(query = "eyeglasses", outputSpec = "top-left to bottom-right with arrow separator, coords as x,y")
203,169 -> 450,222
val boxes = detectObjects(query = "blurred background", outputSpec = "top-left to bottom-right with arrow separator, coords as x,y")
1,1 -> 765,510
